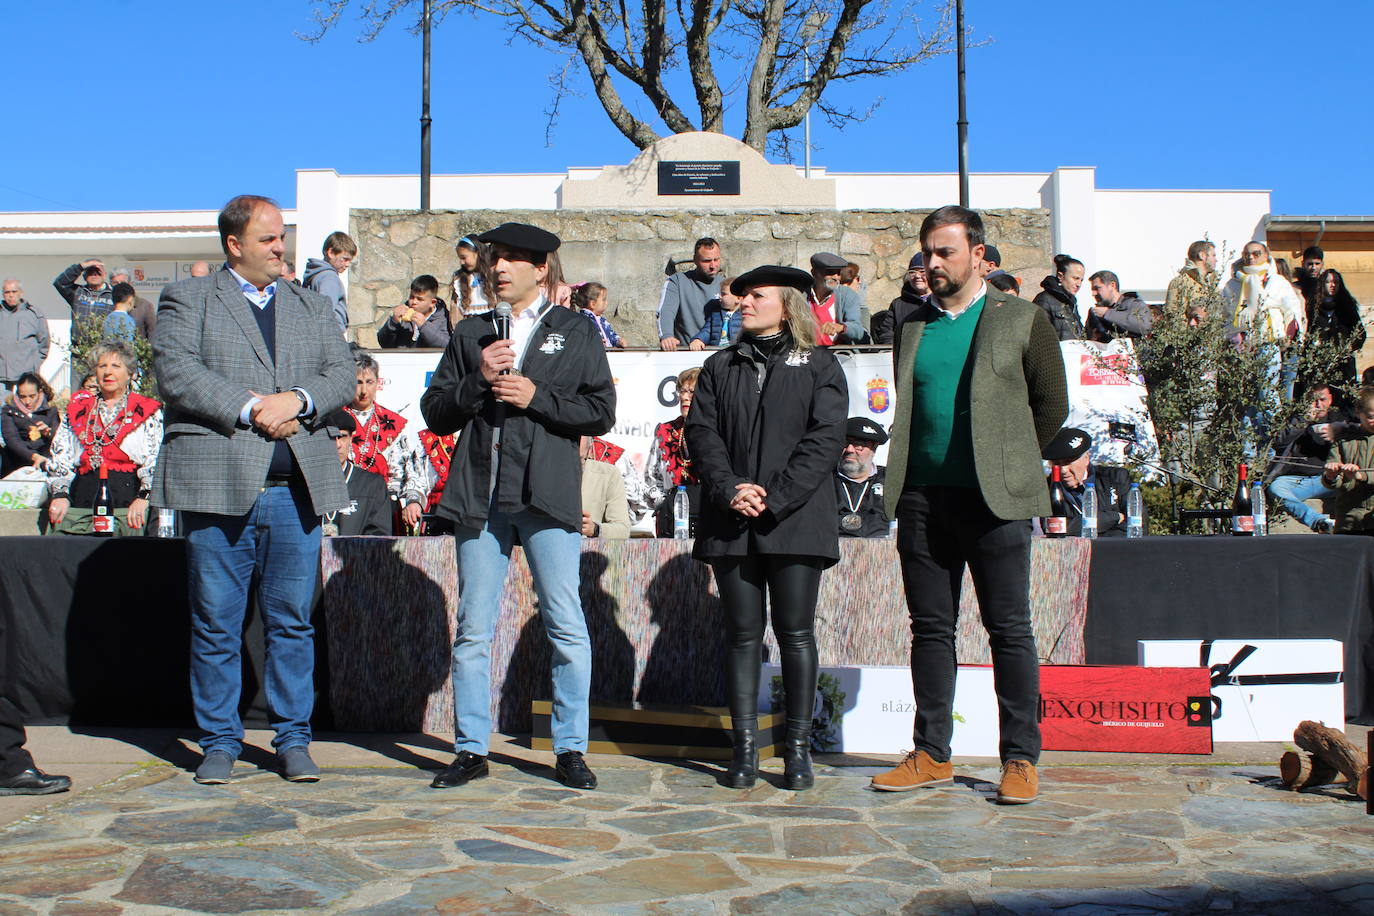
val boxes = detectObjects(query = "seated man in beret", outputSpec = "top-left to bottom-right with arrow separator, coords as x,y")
835,417 -> 891,537
1041,427 -> 1131,537
323,409 -> 392,536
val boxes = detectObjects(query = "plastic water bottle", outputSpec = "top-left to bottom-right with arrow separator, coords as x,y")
673,485 -> 690,539
1126,483 -> 1144,538
156,508 -> 177,538
1080,475 -> 1098,539
1252,481 -> 1267,536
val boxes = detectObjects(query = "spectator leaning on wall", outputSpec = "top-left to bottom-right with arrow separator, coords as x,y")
658,237 -> 723,350
304,231 -> 357,334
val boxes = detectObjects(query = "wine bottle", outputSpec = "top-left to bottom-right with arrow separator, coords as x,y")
92,465 -> 115,537
1046,465 -> 1068,538
1231,462 -> 1254,536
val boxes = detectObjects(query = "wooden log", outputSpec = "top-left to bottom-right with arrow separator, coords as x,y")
1294,720 -> 1368,798
1279,750 -> 1306,787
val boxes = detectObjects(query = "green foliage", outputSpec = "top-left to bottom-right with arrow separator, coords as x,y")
68,315 -> 156,397
1112,258 -> 1353,534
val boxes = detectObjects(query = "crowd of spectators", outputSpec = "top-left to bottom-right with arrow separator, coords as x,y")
4,224 -> 1370,541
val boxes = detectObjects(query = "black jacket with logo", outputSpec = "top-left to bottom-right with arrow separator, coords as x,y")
335,461 -> 393,535
686,332 -> 848,564
421,302 -> 616,531
1046,464 -> 1132,537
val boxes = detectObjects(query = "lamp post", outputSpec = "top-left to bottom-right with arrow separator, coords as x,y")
956,0 -> 968,207
420,0 -> 432,210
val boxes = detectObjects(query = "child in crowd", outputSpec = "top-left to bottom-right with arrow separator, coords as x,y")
690,277 -> 743,350
102,283 -> 138,341
574,282 -> 623,349
451,234 -> 489,319
377,274 -> 452,349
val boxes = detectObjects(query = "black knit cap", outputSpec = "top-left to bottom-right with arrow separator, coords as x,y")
1041,427 -> 1092,462
730,265 -> 813,296
478,222 -> 561,253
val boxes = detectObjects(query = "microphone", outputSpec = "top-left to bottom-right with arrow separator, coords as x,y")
493,302 -> 513,376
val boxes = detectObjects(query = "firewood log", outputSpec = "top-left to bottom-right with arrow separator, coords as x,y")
1293,720 -> 1368,799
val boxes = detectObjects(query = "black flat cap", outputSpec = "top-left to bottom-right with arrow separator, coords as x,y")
1042,426 -> 1092,462
478,222 -> 560,253
323,409 -> 357,436
730,265 -> 813,296
846,416 -> 889,445
809,252 -> 848,271
983,244 -> 1002,266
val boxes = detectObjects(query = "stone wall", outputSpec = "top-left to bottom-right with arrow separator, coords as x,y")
347,208 -> 1053,347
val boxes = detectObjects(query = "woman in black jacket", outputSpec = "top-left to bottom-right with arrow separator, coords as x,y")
1,372 -> 60,476
1310,269 -> 1366,383
686,265 -> 848,791
1032,254 -> 1085,341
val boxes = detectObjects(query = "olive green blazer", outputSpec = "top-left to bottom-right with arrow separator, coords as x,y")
883,287 -> 1069,521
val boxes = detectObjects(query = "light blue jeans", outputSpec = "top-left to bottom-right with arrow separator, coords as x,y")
1267,475 -> 1337,529
451,498 -> 589,756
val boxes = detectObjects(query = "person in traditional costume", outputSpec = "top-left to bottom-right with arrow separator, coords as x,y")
345,350 -> 429,532
47,339 -> 162,535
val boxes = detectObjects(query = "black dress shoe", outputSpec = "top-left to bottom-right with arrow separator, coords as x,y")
430,751 -> 489,789
0,768 -> 72,796
555,750 -> 597,789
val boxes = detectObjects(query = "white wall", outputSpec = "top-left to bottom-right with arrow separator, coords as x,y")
1093,190 -> 1270,300
833,172 -> 1051,211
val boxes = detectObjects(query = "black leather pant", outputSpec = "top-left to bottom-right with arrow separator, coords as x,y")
712,555 -> 823,730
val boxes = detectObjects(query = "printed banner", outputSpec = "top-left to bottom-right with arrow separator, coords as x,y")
1060,339 -> 1161,473
1039,665 -> 1213,754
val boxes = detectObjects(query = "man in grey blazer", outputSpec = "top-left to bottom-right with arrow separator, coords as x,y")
152,195 -> 354,785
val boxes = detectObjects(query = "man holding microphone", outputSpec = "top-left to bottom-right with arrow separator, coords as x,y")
421,223 -> 615,791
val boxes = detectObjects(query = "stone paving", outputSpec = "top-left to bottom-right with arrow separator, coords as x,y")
2,733 -> 1373,915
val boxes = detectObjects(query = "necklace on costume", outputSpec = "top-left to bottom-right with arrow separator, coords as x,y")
351,406 -> 383,471
322,463 -> 355,537
838,473 -> 871,532
80,392 -> 131,470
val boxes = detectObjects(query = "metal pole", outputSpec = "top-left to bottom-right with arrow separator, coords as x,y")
420,0 -> 432,210
956,0 -> 968,207
803,47 -> 812,178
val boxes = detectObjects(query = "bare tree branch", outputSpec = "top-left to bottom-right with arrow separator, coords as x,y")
302,0 -> 963,154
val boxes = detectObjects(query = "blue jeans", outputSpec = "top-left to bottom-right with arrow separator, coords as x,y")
1267,475 -> 1336,529
451,499 -> 589,756
184,486 -> 322,757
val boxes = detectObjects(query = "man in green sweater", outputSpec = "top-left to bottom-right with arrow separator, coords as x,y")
871,205 -> 1068,805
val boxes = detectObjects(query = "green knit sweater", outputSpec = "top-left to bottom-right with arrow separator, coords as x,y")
905,296 -> 985,488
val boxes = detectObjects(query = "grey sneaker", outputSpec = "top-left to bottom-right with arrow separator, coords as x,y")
280,746 -> 321,783
194,751 -> 236,785
1313,517 -> 1335,534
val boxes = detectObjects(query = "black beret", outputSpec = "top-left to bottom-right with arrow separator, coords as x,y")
323,409 -> 356,436
809,252 -> 847,271
1041,426 -> 1092,462
846,416 -> 889,445
983,244 -> 1002,266
478,222 -> 560,254
730,265 -> 813,296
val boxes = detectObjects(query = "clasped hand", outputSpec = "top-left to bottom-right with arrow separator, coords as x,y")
730,482 -> 768,517
1325,461 -> 1362,482
481,339 -> 536,409
249,391 -> 300,439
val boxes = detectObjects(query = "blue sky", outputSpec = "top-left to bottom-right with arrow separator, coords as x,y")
3,0 -> 1370,214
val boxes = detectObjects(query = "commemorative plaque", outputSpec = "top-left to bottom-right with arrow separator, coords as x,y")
657,160 -> 741,196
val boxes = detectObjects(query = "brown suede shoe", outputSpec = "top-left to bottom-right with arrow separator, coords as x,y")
870,750 -> 953,792
997,759 -> 1038,804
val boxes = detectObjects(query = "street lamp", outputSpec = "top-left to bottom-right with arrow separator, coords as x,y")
956,0 -> 968,207
420,0 -> 433,210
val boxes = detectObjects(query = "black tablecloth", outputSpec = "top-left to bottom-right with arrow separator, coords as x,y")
1085,534 -> 1374,724
0,536 -> 324,728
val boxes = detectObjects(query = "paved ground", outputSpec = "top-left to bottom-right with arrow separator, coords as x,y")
1,727 -> 1372,915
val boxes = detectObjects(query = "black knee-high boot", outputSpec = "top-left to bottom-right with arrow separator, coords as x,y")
725,727 -> 758,788
782,720 -> 814,790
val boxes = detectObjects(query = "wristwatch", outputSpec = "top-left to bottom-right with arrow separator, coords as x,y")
136,488 -> 151,501
292,388 -> 310,416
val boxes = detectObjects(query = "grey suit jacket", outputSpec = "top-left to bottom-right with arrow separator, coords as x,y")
151,268 -> 355,516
